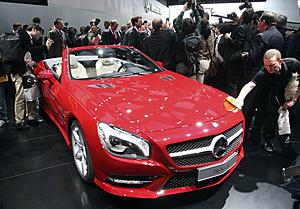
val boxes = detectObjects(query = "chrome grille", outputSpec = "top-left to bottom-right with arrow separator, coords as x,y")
172,134 -> 242,166
172,152 -> 215,166
167,138 -> 212,154
224,134 -> 242,156
167,123 -> 243,167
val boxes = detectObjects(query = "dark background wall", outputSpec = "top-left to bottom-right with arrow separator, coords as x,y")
0,0 -> 48,5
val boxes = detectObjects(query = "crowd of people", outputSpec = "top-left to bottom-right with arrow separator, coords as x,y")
0,1 -> 300,154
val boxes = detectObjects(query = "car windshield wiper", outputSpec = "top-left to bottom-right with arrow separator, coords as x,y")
120,71 -> 153,77
95,71 -> 153,79
94,73 -> 122,79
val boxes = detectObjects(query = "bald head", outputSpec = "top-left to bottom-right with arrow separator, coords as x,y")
152,17 -> 162,31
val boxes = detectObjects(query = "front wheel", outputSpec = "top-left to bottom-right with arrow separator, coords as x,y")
71,120 -> 94,182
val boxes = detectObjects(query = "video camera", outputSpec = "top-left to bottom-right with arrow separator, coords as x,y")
186,0 -> 205,17
239,0 -> 252,10
227,12 -> 238,21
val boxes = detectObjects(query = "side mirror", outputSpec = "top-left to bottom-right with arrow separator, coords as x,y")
34,61 -> 56,81
156,61 -> 164,68
36,70 -> 55,81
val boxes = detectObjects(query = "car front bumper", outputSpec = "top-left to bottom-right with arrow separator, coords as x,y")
91,116 -> 244,198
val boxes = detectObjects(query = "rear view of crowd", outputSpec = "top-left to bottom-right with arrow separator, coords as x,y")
0,1 -> 300,154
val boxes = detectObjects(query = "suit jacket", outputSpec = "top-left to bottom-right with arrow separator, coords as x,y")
101,29 -> 119,45
48,29 -> 66,58
287,32 -> 300,61
123,27 -> 142,50
32,37 -> 44,62
122,27 -> 132,46
248,25 -> 284,70
143,29 -> 174,70
10,29 -> 47,74
223,23 -> 251,65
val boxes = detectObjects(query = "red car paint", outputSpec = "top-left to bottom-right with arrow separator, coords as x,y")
34,45 -> 244,198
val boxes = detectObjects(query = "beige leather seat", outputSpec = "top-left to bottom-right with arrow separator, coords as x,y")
53,63 -> 62,77
95,58 -> 121,76
69,55 -> 88,79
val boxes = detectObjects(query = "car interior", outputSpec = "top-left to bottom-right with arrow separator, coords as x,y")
43,48 -> 162,81
95,58 -> 123,75
69,55 -> 89,79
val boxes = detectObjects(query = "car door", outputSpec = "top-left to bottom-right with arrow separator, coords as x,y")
37,58 -> 66,126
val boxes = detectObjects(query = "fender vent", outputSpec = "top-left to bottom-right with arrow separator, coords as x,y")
160,75 -> 175,81
88,84 -> 115,89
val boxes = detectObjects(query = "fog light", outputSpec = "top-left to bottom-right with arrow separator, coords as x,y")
106,176 -> 155,187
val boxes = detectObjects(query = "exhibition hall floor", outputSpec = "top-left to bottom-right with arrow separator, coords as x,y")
0,103 -> 299,209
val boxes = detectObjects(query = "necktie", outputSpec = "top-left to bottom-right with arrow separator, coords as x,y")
59,31 -> 66,48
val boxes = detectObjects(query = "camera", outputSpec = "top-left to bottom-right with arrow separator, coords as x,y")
239,0 -> 252,10
186,0 -> 205,17
227,12 -> 238,20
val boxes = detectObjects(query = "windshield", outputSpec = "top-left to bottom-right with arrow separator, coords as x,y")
68,47 -> 164,80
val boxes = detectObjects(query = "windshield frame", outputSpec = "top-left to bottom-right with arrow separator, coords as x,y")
68,46 -> 164,80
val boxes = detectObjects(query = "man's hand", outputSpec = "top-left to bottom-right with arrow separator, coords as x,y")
224,32 -> 232,40
183,2 -> 189,11
46,38 -> 54,50
282,99 -> 297,110
27,61 -> 36,68
226,96 -> 243,110
241,52 -> 249,58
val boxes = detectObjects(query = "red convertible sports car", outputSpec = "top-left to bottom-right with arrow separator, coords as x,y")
34,45 -> 244,198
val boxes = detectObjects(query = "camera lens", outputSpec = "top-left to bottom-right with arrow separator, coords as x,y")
239,3 -> 247,10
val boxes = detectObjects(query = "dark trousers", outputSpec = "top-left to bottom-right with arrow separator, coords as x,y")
242,88 -> 269,141
263,110 -> 279,143
225,66 -> 244,98
262,96 -> 280,143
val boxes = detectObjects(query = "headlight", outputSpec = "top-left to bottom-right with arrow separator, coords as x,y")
97,122 -> 150,159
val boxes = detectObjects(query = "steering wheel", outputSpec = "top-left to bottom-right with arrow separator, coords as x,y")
117,62 -> 126,72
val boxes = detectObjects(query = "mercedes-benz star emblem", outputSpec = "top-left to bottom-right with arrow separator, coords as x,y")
212,134 -> 228,159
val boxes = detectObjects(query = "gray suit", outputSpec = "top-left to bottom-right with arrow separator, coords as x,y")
48,29 -> 66,58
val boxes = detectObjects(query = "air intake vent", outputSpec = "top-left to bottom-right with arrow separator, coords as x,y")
160,75 -> 175,81
88,84 -> 115,89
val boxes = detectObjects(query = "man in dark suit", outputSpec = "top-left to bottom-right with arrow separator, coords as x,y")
224,8 -> 254,98
287,28 -> 300,61
122,20 -> 132,45
31,16 -> 45,62
143,17 -> 175,70
48,18 -> 67,58
11,25 -> 53,129
101,20 -> 120,45
123,16 -> 143,50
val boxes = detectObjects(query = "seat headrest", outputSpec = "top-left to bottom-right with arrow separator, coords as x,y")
69,55 -> 78,69
102,58 -> 115,66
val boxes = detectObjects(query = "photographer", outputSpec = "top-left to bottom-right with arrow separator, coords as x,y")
174,0 -> 202,41
223,8 -> 255,97
174,0 -> 202,79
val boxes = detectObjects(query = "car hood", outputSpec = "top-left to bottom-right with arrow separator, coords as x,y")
73,72 -> 231,133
